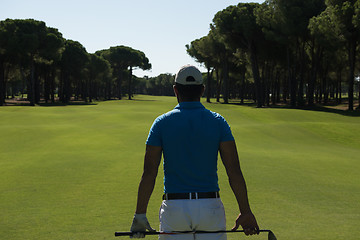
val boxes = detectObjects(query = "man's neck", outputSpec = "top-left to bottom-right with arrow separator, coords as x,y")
177,97 -> 201,103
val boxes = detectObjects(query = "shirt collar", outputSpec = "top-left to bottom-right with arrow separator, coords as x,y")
175,101 -> 205,110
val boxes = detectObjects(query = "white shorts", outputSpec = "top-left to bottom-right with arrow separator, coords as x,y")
158,198 -> 226,240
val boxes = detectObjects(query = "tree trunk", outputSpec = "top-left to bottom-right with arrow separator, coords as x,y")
50,68 -> 55,103
0,61 -> 5,106
318,67 -> 323,104
206,66 -> 211,103
216,68 -> 221,102
240,67 -> 246,104
88,77 -> 93,103
297,40 -> 306,107
44,70 -> 50,103
287,48 -> 297,108
83,78 -> 88,102
358,83 -> 360,109
249,40 -> 263,107
308,45 -> 316,107
60,70 -> 71,104
335,71 -> 340,104
276,73 -> 281,103
338,72 -> 342,104
64,74 -> 71,103
282,73 -> 288,104
28,60 -> 36,106
322,64 -> 329,105
265,63 -> 273,107
128,66 -> 132,100
298,73 -> 304,107
34,66 -> 41,104
106,77 -> 111,100
347,38 -> 356,111
117,70 -> 123,100
222,60 -> 229,104
59,71 -> 64,103
358,81 -> 360,109
271,70 -> 277,105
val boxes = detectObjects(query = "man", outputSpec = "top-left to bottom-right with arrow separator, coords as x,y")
130,65 -> 259,239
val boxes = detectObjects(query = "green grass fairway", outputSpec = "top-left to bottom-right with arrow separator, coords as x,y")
1,95 -> 359,240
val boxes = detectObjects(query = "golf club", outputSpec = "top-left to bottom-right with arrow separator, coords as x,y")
115,229 -> 277,240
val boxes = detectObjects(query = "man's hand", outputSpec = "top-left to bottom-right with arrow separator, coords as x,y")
232,212 -> 259,236
130,213 -> 156,238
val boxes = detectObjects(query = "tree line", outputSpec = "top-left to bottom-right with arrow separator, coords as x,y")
0,18 -> 151,106
1,1 -> 360,110
187,0 -> 360,110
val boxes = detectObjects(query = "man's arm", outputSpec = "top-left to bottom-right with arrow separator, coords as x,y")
135,145 -> 162,214
130,145 -> 162,238
219,140 -> 259,235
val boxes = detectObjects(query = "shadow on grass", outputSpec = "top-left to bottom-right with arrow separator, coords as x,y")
222,99 -> 360,117
298,105 -> 360,117
3,100 -> 98,107
39,101 -> 98,107
130,99 -> 156,102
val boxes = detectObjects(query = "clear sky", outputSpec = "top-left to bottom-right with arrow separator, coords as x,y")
1,0 -> 264,77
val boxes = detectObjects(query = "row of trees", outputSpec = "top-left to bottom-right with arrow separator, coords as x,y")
0,18 -> 151,106
1,1 -> 360,110
136,74 -> 175,96
187,0 -> 360,110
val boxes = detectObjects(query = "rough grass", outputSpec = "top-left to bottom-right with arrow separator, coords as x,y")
0,95 -> 359,240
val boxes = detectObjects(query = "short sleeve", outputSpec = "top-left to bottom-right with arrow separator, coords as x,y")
219,116 -> 235,142
145,116 -> 163,146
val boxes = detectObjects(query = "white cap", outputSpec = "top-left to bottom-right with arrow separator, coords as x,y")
175,65 -> 203,85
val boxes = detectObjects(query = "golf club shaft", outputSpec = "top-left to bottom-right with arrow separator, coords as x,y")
115,229 -> 270,236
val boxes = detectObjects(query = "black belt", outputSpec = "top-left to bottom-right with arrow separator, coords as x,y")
163,192 -> 220,200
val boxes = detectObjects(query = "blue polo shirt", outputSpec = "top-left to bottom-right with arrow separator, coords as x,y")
146,101 -> 234,193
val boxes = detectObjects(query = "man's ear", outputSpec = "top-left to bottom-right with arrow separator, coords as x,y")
173,85 -> 179,96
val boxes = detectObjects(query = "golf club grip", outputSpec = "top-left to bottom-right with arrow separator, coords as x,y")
115,231 -> 159,236
115,229 -> 270,236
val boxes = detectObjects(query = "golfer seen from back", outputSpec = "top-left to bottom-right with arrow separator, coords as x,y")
130,65 -> 259,239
